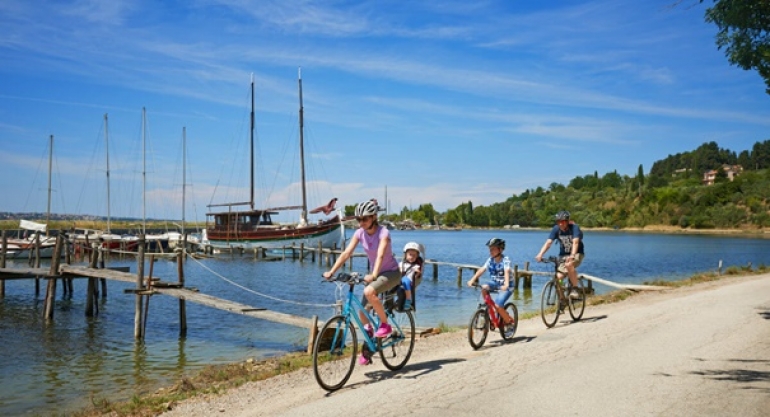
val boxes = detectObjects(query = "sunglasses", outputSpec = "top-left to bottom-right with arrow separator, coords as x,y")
356,216 -> 371,222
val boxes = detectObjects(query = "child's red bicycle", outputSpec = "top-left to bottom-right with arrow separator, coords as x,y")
467,284 -> 518,349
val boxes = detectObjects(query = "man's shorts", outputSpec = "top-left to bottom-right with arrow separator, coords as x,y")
558,253 -> 584,274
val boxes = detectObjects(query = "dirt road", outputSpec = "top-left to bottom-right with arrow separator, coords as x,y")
163,274 -> 770,416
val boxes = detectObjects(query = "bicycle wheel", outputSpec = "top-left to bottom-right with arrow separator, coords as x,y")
500,302 -> 518,341
312,315 -> 357,391
378,310 -> 415,371
540,281 -> 561,328
467,308 -> 489,349
568,279 -> 586,321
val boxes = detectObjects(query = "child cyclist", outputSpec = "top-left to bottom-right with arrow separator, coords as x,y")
466,238 -> 515,326
323,199 -> 401,365
399,242 -> 424,311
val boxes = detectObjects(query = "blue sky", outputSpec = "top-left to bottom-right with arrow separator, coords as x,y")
1,0 -> 769,223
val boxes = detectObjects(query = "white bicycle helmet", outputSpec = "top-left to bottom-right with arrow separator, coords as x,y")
403,241 -> 423,256
354,199 -> 379,217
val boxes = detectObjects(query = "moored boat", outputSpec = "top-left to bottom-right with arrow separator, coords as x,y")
203,70 -> 344,252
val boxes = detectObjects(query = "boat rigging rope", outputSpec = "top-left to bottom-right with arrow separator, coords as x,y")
189,256 -> 334,308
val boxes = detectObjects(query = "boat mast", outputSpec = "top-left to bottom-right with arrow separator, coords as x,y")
182,126 -> 186,235
104,114 -> 111,233
250,74 -> 255,211
142,107 -> 147,235
298,67 -> 308,225
46,134 -> 53,236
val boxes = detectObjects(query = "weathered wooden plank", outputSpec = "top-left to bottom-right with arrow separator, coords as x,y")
0,267 -> 53,279
154,287 -> 316,329
59,265 -> 135,283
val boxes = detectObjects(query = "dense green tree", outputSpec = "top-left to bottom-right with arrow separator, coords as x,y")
704,0 -> 770,94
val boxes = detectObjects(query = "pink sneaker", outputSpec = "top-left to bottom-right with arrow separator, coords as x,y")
358,353 -> 372,365
374,322 -> 392,338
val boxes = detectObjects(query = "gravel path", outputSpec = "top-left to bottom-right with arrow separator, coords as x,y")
162,273 -> 770,417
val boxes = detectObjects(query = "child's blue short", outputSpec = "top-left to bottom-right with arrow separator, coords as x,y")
485,280 -> 512,306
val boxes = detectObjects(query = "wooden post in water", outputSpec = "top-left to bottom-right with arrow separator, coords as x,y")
513,264 -> 519,289
134,235 -> 146,339
0,230 -> 6,297
64,236 -> 71,265
177,249 -> 187,336
33,233 -> 41,295
85,243 -> 99,317
43,235 -> 63,320
456,267 -> 462,287
433,262 -> 438,281
300,243 -> 305,263
142,254 -> 154,337
524,261 -> 532,288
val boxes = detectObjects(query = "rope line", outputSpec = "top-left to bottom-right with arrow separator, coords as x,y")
189,256 -> 334,308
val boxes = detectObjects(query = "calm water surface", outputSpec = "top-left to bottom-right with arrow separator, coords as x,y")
2,229 -> 770,415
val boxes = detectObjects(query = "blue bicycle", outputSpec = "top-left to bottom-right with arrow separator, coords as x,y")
312,272 -> 416,391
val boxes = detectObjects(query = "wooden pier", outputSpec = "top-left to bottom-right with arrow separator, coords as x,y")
0,233 -> 323,351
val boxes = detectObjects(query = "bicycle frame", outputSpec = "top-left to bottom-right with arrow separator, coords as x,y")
313,272 -> 416,391
479,290 -> 503,329
334,278 -> 405,355
467,284 -> 518,349
539,256 -> 586,328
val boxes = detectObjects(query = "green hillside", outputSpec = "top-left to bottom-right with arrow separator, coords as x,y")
396,140 -> 770,230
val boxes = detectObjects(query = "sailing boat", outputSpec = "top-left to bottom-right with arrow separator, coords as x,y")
67,114 -> 139,253
5,135 -> 59,259
203,70 -> 344,251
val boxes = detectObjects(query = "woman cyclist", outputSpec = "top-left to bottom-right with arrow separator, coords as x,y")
323,199 -> 401,365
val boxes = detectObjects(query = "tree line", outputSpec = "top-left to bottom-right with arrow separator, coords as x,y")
365,140 -> 770,230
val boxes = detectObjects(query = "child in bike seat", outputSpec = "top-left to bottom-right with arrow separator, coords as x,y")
466,238 -> 515,326
399,242 -> 424,311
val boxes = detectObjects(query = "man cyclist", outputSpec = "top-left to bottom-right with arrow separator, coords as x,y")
535,210 -> 585,299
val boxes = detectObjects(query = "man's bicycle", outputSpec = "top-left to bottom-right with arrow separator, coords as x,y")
467,284 -> 518,349
312,272 -> 416,391
539,256 -> 586,328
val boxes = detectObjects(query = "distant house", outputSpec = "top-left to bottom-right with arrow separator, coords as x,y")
672,168 -> 690,177
702,164 -> 743,186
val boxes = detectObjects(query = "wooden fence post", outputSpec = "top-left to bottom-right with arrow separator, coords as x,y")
513,264 -> 519,289
524,261 -> 532,288
134,235 -> 146,339
85,243 -> 98,317
43,235 -> 63,321
0,230 -> 6,298
178,249 -> 187,336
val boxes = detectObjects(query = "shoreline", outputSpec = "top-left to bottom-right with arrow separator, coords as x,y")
444,225 -> 770,237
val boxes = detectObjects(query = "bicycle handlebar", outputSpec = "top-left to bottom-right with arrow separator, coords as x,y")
323,272 -> 365,284
470,283 -> 502,292
538,256 -> 561,264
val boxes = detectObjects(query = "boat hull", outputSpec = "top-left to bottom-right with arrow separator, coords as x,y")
203,221 -> 344,252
